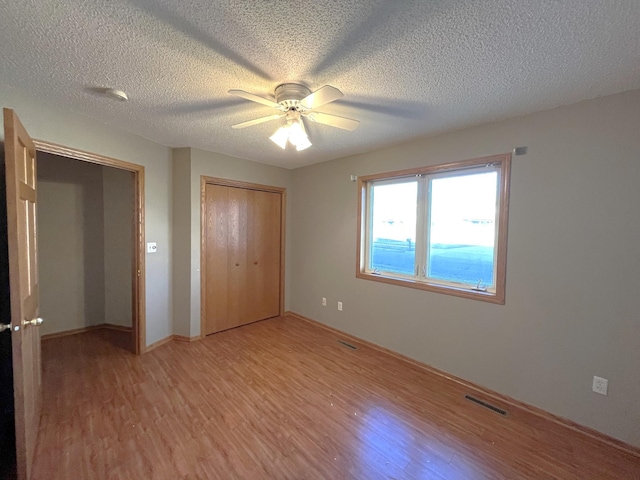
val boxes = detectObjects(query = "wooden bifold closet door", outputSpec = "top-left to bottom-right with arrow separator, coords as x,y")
204,182 -> 282,335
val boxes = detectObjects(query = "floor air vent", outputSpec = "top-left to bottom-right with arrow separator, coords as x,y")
337,340 -> 357,350
464,395 -> 507,416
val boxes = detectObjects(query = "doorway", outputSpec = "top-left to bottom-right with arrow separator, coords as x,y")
1,132 -> 147,478
201,177 -> 285,335
37,152 -> 136,351
33,140 -> 146,354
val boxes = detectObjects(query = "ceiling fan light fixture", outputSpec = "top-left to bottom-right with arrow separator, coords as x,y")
269,126 -> 289,149
289,120 -> 312,151
287,120 -> 306,144
269,118 -> 312,151
295,136 -> 312,151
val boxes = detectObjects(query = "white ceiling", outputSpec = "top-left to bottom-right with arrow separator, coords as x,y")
1,1 -> 639,169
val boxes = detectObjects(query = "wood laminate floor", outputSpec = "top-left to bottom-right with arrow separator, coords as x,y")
32,316 -> 639,479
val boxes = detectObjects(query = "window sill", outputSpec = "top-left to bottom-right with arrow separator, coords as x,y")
356,271 -> 505,305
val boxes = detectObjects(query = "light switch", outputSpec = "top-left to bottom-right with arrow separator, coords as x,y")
147,242 -> 157,253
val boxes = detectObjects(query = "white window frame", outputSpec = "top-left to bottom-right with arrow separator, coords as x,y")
357,153 -> 511,304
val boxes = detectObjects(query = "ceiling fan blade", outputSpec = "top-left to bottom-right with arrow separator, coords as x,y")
300,85 -> 343,110
303,111 -> 360,131
228,89 -> 284,111
232,114 -> 285,129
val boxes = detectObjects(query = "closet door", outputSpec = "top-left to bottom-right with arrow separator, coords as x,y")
246,189 -> 281,323
204,183 -> 282,335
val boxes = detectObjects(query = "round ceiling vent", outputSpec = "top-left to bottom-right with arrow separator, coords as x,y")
104,88 -> 129,101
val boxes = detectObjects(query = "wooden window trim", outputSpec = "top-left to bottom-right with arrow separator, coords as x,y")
356,153 -> 511,305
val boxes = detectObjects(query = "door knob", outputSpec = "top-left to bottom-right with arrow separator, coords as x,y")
23,317 -> 44,327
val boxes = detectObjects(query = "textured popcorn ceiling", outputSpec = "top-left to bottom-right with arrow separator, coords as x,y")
1,1 -> 639,168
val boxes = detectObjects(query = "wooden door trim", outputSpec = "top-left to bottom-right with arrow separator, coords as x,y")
200,176 -> 286,338
32,140 -> 146,355
201,176 -> 287,194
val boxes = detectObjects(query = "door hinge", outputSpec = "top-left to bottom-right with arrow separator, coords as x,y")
1,323 -> 14,332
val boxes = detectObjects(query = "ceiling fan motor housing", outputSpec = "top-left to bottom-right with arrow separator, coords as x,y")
275,83 -> 311,110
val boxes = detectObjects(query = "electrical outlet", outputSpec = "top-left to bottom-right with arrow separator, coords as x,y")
592,376 -> 608,395
322,297 -> 327,306
337,301 -> 343,311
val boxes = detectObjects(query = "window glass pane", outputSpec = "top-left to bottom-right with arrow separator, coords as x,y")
427,171 -> 497,287
370,181 -> 417,276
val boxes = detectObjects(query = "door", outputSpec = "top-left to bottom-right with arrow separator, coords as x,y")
2,108 -> 43,480
204,183 -> 282,335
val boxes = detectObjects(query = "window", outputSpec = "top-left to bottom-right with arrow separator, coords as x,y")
357,154 -> 511,304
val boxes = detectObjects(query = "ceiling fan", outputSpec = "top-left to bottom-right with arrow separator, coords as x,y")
229,83 -> 359,151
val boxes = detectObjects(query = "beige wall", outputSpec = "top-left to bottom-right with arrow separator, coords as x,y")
171,147 -> 293,338
37,154 -> 105,335
290,88 -> 640,447
103,166 -> 134,328
1,84 -> 172,346
171,148 -> 192,337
